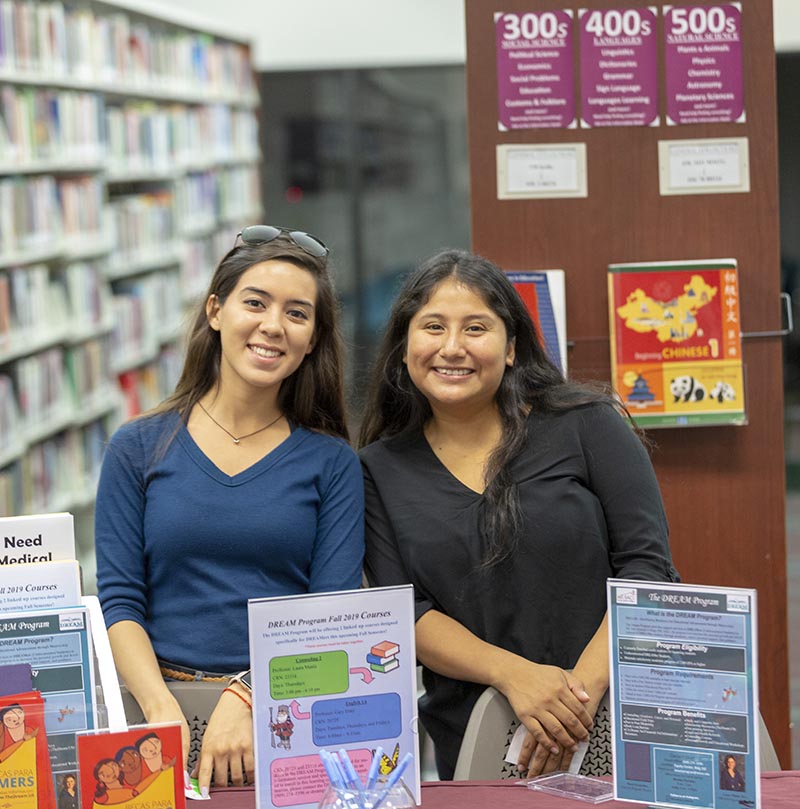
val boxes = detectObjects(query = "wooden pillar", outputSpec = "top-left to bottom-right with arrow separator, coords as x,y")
464,0 -> 789,763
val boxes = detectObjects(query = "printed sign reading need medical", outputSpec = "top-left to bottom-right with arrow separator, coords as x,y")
495,10 -> 575,130
608,580 -> 760,809
665,3 -> 744,125
579,7 -> 658,128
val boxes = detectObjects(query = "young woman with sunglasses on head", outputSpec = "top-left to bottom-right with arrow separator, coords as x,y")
359,249 -> 678,780
95,227 -> 364,795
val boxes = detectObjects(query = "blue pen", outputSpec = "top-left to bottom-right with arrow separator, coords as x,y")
329,751 -> 350,787
373,753 -> 414,809
319,750 -> 346,790
338,748 -> 363,790
326,750 -> 363,809
365,745 -> 383,790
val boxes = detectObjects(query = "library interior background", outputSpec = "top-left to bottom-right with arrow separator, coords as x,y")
2,0 -> 800,772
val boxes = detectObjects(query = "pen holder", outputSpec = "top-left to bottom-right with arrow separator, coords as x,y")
317,779 -> 416,809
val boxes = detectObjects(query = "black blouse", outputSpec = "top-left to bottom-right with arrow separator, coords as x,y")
360,402 -> 679,778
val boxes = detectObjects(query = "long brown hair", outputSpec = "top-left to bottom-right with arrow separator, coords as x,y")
150,236 -> 349,440
359,249 -> 617,566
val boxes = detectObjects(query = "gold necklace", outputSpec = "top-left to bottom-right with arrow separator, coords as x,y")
197,401 -> 283,445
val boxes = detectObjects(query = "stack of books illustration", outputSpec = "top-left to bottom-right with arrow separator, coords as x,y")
367,640 -> 400,673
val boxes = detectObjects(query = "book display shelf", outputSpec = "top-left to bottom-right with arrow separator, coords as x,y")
0,0 -> 262,521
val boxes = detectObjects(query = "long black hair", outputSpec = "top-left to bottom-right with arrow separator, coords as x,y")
358,249 -> 617,566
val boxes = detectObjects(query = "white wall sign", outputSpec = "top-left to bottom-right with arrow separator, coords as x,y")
659,137 -> 750,195
497,143 -> 588,200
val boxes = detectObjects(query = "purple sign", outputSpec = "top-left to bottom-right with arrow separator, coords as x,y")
495,10 -> 575,130
579,7 -> 658,128
665,3 -> 744,125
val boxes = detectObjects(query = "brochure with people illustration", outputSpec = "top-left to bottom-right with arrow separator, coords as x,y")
248,585 -> 419,809
0,690 -> 56,809
608,580 -> 759,809
76,723 -> 186,809
608,259 -> 745,428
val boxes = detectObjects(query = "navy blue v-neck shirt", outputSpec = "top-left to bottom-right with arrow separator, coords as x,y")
96,412 -> 364,671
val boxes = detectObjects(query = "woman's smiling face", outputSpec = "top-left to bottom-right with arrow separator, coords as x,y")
207,260 -> 317,397
404,277 -> 514,414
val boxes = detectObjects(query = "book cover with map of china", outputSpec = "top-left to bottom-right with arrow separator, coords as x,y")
608,259 -> 745,428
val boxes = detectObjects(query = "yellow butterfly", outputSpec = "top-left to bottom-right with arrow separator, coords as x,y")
375,743 -> 400,775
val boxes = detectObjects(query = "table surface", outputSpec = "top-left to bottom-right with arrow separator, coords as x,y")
207,772 -> 799,809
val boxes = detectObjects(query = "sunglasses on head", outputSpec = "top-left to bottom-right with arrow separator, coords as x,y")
233,225 -> 329,258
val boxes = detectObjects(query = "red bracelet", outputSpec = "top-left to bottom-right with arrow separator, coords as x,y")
223,687 -> 252,710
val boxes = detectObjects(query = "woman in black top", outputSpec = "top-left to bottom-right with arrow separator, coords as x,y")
359,250 -> 678,779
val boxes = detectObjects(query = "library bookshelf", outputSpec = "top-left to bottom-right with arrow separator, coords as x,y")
0,1 -> 262,553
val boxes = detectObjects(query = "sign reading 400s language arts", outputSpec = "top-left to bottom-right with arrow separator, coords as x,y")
579,6 -> 658,128
665,3 -> 744,125
608,581 -> 760,809
495,10 -> 576,130
248,586 -> 419,809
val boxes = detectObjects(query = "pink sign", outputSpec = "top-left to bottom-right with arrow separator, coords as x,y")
270,750 -> 373,807
495,10 -> 575,130
665,3 -> 744,125
579,7 -> 658,128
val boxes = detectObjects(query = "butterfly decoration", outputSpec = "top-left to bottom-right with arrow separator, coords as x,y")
373,742 -> 400,775
57,706 -> 75,722
722,687 -> 738,702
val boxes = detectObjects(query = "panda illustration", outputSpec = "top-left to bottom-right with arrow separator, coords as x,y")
670,375 -> 706,403
709,381 -> 736,402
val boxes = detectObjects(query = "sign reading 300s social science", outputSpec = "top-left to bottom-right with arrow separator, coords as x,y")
579,6 -> 658,128
495,10 -> 576,130
665,3 -> 744,125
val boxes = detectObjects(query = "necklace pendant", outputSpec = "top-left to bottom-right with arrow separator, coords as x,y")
233,438 -> 241,445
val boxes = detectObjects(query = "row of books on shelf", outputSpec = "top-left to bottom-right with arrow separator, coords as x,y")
0,418 -> 109,514
111,273 -> 184,370
0,171 -> 260,265
0,260 -> 117,361
0,85 -> 104,166
106,101 -> 259,174
182,229 -> 231,301
108,179 -> 258,265
0,87 -> 259,170
0,174 -> 105,258
218,164 -> 261,222
2,341 -> 120,440
1,247 -> 219,363
0,1 -> 255,101
119,346 -> 182,421
110,190 -> 175,257
0,335 -> 180,478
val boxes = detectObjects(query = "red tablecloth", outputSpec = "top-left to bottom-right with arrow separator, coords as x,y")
207,772 -> 799,808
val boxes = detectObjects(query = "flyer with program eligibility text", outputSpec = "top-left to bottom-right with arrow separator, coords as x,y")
608,580 -> 759,809
248,586 -> 419,809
